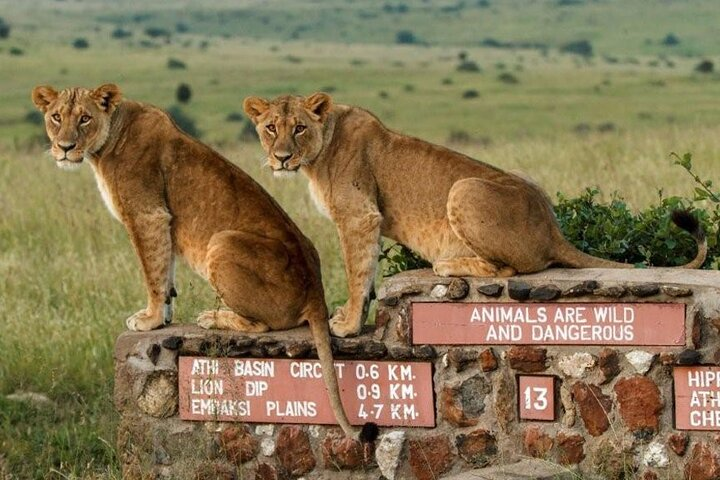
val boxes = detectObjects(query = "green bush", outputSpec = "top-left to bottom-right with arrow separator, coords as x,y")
379,155 -> 719,275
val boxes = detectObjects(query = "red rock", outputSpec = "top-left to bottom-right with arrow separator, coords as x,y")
219,425 -> 258,465
456,429 -> 497,467
276,426 -> 316,476
508,346 -> 547,373
685,443 -> 720,480
572,382 -> 612,436
640,470 -> 658,480
598,348 -> 621,384
523,426 -> 553,458
556,432 -> 585,465
408,434 -> 452,480
440,386 -> 476,427
322,429 -> 367,470
668,432 -> 689,456
614,376 -> 663,435
254,463 -> 278,480
659,352 -> 677,365
479,348 -> 498,372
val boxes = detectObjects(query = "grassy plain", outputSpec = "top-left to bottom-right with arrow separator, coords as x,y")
1,0 -> 719,477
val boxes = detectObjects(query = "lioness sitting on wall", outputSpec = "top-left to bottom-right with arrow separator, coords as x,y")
243,92 -> 707,338
31,84 -> 355,436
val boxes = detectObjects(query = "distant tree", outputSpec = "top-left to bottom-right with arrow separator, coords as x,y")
176,83 -> 192,104
476,0 -> 490,7
72,38 -> 90,49
695,60 -> 714,74
9,47 -> 23,56
24,110 -> 44,125
167,57 -> 187,69
498,72 -> 519,84
111,27 -> 132,39
662,33 -> 680,46
225,112 -> 244,123
166,105 -> 200,137
462,89 -> 479,99
0,17 -> 10,39
175,22 -> 189,33
458,51 -> 468,62
560,40 -> 593,58
395,30 -> 417,45
145,27 -> 171,39
457,60 -> 481,72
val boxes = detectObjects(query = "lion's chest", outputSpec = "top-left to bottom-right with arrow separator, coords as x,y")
307,177 -> 331,219
89,162 -> 121,222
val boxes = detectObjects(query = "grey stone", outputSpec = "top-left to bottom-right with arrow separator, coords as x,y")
642,441 -> 669,468
161,336 -> 183,350
508,280 -> 531,301
477,283 -> 503,297
147,343 -> 161,366
678,349 -> 702,365
383,295 -> 400,306
413,345 -> 437,360
431,284 -> 449,298
625,350 -> 656,375
558,352 -> 596,378
376,431 -> 405,480
628,283 -> 660,297
562,280 -> 599,297
137,371 -> 178,418
529,284 -> 561,301
593,285 -> 626,298
447,278 -> 470,299
662,285 -> 693,297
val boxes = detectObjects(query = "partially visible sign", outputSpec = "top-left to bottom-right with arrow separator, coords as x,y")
518,376 -> 555,421
412,303 -> 685,346
178,357 -> 435,427
674,366 -> 720,430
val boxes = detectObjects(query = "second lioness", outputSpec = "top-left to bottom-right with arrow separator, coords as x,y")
32,84 -> 354,436
243,93 -> 707,338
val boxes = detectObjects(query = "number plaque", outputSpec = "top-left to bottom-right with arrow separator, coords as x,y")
518,375 -> 555,421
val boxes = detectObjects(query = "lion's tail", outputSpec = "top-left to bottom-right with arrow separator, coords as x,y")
307,314 -> 356,438
554,209 -> 707,269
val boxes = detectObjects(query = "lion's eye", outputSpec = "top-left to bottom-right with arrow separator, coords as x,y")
294,125 -> 306,135
266,124 -> 276,134
80,115 -> 92,124
51,113 -> 61,123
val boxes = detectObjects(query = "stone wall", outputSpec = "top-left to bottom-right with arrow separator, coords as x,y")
114,268 -> 720,479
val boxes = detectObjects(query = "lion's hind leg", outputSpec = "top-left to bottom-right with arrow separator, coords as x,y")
198,230 -> 307,332
444,177 -> 548,275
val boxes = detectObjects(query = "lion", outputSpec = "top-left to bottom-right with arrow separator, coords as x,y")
31,84 -> 355,437
243,92 -> 707,338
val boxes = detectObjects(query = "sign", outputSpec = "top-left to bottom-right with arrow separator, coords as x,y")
412,303 -> 685,346
178,357 -> 435,427
518,376 -> 555,421
674,366 -> 720,430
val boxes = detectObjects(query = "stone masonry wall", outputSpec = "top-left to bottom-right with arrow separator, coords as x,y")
114,268 -> 720,480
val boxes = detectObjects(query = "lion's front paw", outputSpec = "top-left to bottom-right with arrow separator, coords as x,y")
329,305 -> 361,338
196,311 -> 218,330
126,309 -> 164,331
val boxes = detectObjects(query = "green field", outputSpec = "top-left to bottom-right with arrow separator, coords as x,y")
1,0 -> 719,477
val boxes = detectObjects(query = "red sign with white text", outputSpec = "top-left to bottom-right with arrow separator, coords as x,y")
178,357 -> 434,427
674,366 -> 720,430
412,303 -> 685,345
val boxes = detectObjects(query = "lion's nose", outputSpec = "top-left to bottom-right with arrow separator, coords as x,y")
58,142 -> 76,152
273,152 -> 292,162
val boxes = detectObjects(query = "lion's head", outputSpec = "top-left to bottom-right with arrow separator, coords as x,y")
243,93 -> 332,177
31,84 -> 122,170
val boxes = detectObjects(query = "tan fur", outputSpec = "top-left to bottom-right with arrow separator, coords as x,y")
243,93 -> 708,338
32,84 -> 354,437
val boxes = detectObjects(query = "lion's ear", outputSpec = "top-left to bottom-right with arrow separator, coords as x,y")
304,92 -> 333,122
31,86 -> 59,113
91,84 -> 122,113
243,97 -> 270,124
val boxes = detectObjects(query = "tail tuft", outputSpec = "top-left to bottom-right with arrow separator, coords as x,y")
671,209 -> 705,241
359,422 -> 379,443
